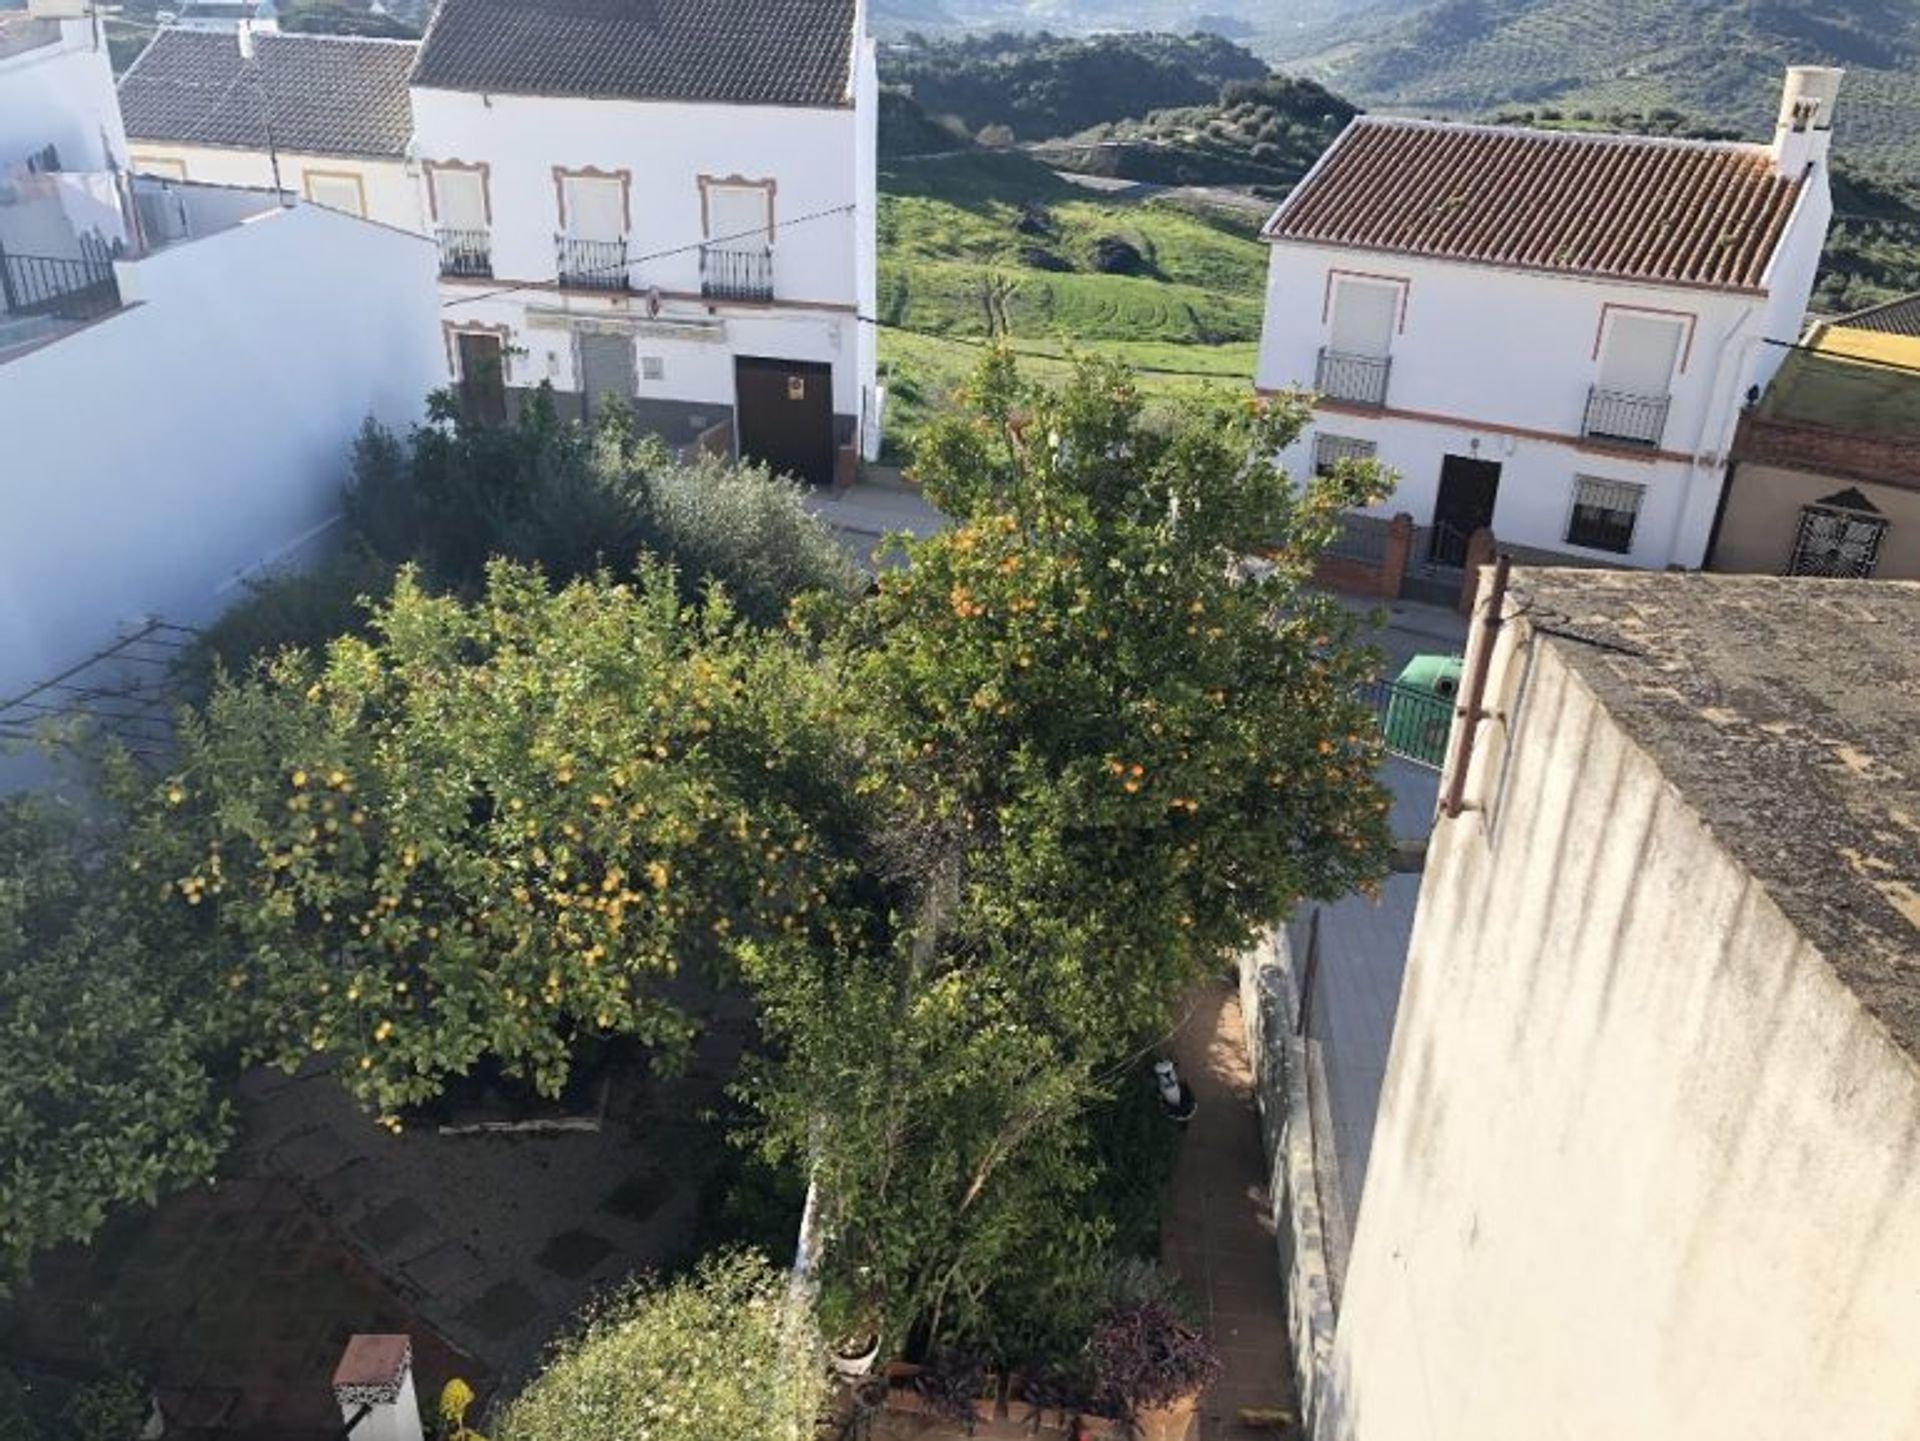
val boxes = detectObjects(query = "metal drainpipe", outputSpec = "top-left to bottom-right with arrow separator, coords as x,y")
1440,553 -> 1511,820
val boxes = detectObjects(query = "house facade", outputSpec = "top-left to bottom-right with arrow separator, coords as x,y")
1319,568 -> 1920,1440
411,0 -> 879,480
0,2 -> 125,175
118,29 -> 420,228
1256,69 -> 1839,573
1708,295 -> 1920,579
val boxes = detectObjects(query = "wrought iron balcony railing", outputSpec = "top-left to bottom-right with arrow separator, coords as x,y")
1316,346 -> 1391,407
0,245 -> 120,324
436,226 -> 492,278
700,244 -> 774,302
1582,385 -> 1670,447
556,234 -> 630,291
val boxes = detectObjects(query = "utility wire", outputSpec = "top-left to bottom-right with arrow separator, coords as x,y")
438,203 -> 859,309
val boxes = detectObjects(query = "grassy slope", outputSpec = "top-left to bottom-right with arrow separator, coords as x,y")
877,153 -> 1269,454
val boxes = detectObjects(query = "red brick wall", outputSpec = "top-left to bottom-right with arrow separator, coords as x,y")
1731,414 -> 1920,491
1310,513 -> 1414,600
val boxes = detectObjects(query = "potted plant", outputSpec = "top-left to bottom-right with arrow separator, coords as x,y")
914,1351 -> 1001,1434
1090,1301 -> 1221,1441
1012,1372 -> 1077,1435
816,1282 -> 882,1380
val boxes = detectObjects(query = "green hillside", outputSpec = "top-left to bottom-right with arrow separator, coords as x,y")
877,31 -> 1269,142
1298,0 -> 1920,170
1033,75 -> 1358,194
875,152 -> 1269,453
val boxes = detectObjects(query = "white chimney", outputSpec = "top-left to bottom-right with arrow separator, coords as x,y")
1773,66 -> 1843,178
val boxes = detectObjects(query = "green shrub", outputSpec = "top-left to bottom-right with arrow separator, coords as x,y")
497,1252 -> 825,1441
176,544 -> 396,701
0,798 -> 227,1285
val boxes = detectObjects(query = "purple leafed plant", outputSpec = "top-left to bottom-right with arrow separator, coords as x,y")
916,1351 -> 993,1431
1090,1301 -> 1222,1415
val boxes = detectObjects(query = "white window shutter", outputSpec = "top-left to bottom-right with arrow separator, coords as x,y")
564,176 -> 626,242
708,184 -> 771,246
434,169 -> 486,230
1598,314 -> 1683,396
1329,279 -> 1398,358
305,173 -> 363,216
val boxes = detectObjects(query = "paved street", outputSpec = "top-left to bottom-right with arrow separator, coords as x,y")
1163,980 -> 1301,1441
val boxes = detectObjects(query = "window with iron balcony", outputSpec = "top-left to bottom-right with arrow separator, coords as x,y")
1585,313 -> 1683,447
1318,276 -> 1399,408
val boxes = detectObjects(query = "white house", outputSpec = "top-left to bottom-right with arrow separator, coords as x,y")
0,12 -> 440,769
119,29 -> 420,228
1256,68 -> 1839,572
410,0 -> 879,480
0,181 -> 442,738
0,2 -> 125,174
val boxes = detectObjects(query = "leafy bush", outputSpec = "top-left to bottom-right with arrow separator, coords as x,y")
644,456 -> 863,628
0,797 -> 227,1284
496,1251 -> 825,1441
176,543 -> 395,701
347,398 -> 860,626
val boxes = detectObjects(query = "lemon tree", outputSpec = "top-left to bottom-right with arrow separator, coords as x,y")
126,561 -> 851,1119
0,797 -> 227,1284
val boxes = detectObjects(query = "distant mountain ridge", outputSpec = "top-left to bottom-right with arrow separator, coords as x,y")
881,0 -> 1920,170
1290,0 -> 1920,169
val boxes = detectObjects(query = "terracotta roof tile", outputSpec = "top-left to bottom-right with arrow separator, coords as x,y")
1265,118 -> 1805,294
119,30 -> 416,159
1842,293 -> 1920,338
411,0 -> 857,109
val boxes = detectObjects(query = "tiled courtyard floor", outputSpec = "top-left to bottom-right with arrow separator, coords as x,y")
0,1002 -> 752,1436
1162,980 -> 1300,1441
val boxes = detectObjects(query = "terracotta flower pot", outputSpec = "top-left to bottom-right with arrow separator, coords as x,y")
1134,1394 -> 1199,1441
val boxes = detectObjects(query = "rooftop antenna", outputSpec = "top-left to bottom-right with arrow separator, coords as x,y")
238,16 -> 290,205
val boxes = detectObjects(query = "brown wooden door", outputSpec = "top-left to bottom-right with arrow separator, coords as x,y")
734,356 -> 834,487
456,331 -> 507,426
1429,455 -> 1501,564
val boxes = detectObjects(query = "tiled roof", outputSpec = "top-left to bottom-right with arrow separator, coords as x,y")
119,30 -> 416,159
411,0 -> 857,108
1841,293 -> 1920,338
1265,118 -> 1805,294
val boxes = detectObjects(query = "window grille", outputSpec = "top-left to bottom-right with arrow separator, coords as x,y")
1565,476 -> 1644,554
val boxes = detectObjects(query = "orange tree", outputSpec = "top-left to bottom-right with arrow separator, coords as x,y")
123,561 -> 856,1121
745,351 -> 1394,1354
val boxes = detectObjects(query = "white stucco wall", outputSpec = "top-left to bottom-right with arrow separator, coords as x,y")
413,83 -> 873,423
410,88 -> 862,307
444,291 -> 864,418
0,16 -> 126,172
1257,165 -> 1831,569
1283,408 -> 1704,569
125,142 -> 424,233
1323,618 -> 1920,1441
0,200 -> 440,703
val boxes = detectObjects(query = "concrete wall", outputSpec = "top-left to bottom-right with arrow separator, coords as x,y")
1255,214 -> 1827,568
1321,614 -> 1920,1441
125,142 -> 423,232
0,16 -> 126,173
1713,462 -> 1920,579
0,200 -> 440,703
